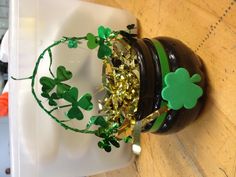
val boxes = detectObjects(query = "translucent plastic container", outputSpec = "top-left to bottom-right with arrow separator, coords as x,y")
0,117 -> 10,177
9,1 -> 136,177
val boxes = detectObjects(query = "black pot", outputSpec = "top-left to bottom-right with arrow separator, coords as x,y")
130,37 -> 205,134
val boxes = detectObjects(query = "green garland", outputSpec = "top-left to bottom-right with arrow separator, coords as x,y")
12,25 -> 136,152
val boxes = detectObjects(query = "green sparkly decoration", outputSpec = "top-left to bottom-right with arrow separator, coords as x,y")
86,33 -> 99,49
68,39 -> 78,48
40,66 -> 72,96
97,43 -> 112,59
62,87 -> 93,120
97,135 -> 120,152
12,25 -> 137,152
161,68 -> 203,110
123,136 -> 133,143
98,26 -> 111,39
86,26 -> 114,59
86,116 -> 108,129
41,92 -> 59,106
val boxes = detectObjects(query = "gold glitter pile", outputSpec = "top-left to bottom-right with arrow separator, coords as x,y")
99,39 -> 140,138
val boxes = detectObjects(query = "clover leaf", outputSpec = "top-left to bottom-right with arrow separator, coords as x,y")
98,26 -> 111,39
86,26 -> 112,59
86,116 -> 108,129
62,87 -> 93,120
41,92 -> 59,106
123,136 -> 133,143
97,43 -> 112,59
97,134 -> 120,152
161,68 -> 203,110
39,77 -> 55,93
86,116 -> 120,152
97,136 -> 120,152
68,39 -> 78,48
40,66 -> 72,97
126,24 -> 135,30
94,122 -> 120,152
86,33 -> 99,49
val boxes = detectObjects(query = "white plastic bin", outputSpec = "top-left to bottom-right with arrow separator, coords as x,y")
9,1 -> 136,177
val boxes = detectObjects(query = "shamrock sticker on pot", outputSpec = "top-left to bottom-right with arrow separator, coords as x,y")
161,68 -> 203,110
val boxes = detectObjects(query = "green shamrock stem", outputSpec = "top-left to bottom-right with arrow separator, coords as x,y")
48,104 -> 72,114
11,76 -> 33,80
62,36 -> 88,41
190,74 -> 201,83
47,48 -> 55,78
60,119 -> 72,122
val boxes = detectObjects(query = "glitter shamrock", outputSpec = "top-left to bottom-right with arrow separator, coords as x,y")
161,68 -> 203,110
39,66 -> 72,98
12,25 -> 140,153
98,26 -> 111,39
68,39 -> 78,48
41,92 -> 59,106
86,116 -> 120,152
62,87 -> 93,120
86,26 -> 113,59
87,116 -> 121,152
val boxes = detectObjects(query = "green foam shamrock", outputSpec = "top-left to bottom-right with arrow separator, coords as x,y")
161,68 -> 203,110
40,66 -> 72,97
62,87 -> 93,120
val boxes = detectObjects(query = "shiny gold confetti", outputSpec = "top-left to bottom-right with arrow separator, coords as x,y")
100,39 -> 140,139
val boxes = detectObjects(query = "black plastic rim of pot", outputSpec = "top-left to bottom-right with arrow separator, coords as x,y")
141,38 -> 163,132
131,38 -> 156,120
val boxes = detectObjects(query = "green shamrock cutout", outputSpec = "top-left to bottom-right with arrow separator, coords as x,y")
97,26 -> 112,59
41,92 -> 59,106
98,26 -> 111,39
68,39 -> 78,48
126,24 -> 135,30
62,87 -> 93,120
97,136 -> 120,152
86,116 -> 108,129
39,66 -> 72,96
86,26 -> 112,59
161,68 -> 203,110
97,43 -> 112,59
86,116 -> 120,152
86,33 -> 99,49
95,122 -> 120,152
